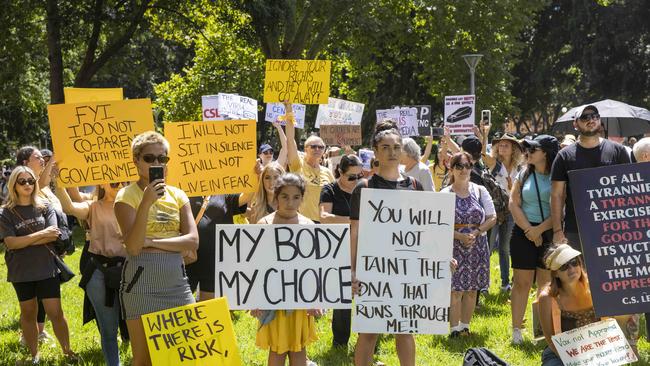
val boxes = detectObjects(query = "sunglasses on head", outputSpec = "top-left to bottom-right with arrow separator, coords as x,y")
559,257 -> 580,271
141,154 -> 170,164
17,178 -> 36,186
579,113 -> 600,122
308,145 -> 325,150
109,182 -> 126,188
453,163 -> 473,170
346,173 -> 364,181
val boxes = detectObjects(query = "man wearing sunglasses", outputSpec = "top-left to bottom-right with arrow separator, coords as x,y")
285,103 -> 334,223
550,105 -> 630,250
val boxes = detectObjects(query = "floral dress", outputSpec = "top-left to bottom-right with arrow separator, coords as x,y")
451,187 -> 490,291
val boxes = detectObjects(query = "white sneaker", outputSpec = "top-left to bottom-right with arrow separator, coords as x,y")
512,328 -> 523,345
306,361 -> 318,366
37,331 -> 53,343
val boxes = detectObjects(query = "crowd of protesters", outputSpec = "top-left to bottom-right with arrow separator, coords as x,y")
0,101 -> 649,366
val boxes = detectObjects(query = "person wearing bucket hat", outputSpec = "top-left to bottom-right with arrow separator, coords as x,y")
508,134 -> 558,344
479,124 -> 525,292
550,105 -> 630,251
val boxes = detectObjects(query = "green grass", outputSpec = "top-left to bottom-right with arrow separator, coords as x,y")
2,234 -> 650,365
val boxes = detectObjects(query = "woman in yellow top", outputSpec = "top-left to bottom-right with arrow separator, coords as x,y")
252,173 -> 320,366
114,131 -> 198,366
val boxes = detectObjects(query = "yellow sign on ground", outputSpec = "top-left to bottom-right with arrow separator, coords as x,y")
47,99 -> 154,187
263,59 -> 331,104
164,120 -> 258,197
64,87 -> 123,104
142,298 -> 242,366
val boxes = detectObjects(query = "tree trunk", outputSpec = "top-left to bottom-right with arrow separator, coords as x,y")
46,0 -> 64,104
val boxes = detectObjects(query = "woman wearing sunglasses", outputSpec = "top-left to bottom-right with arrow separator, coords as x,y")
0,166 -> 76,364
54,181 -> 126,366
441,152 -> 496,337
114,131 -> 198,366
318,154 -> 362,348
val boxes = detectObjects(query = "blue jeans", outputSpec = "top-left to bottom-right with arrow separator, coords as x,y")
541,347 -> 564,366
489,214 -> 514,287
86,268 -> 121,366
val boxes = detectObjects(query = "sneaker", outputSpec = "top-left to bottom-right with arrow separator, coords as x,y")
38,331 -> 53,344
459,328 -> 471,337
512,328 -> 524,345
449,330 -> 460,339
306,360 -> 318,366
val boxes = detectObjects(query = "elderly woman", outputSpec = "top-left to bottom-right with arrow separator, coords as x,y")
441,152 -> 497,337
401,137 -> 435,191
114,131 -> 198,366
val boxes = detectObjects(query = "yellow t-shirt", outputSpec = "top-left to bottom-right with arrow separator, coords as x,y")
429,163 -> 447,192
115,183 -> 189,239
289,156 -> 334,221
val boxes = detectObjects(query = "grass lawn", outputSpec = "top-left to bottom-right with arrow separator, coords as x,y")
1,236 -> 650,365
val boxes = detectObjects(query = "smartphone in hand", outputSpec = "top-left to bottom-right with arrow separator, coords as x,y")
149,166 -> 164,184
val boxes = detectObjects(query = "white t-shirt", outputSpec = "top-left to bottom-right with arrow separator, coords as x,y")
402,161 -> 435,191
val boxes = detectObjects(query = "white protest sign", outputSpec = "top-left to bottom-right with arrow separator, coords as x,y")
217,93 -> 258,121
444,95 -> 475,135
215,224 -> 351,309
552,319 -> 637,366
264,103 -> 306,129
352,189 -> 455,334
201,95 -> 224,121
315,97 -> 365,128
376,108 -> 418,136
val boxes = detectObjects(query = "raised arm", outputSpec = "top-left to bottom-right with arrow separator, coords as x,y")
442,127 -> 460,154
273,121 -> 288,168
55,186 -> 90,221
284,102 -> 299,167
479,121 -> 496,169
421,134 -> 433,163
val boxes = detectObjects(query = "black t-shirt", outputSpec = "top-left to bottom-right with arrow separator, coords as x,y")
187,194 -> 247,270
320,182 -> 352,217
551,139 -> 630,231
350,175 -> 423,220
0,204 -> 58,282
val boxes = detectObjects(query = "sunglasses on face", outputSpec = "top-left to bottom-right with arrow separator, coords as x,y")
559,257 -> 580,271
308,145 -> 325,150
579,113 -> 600,122
141,154 -> 170,164
453,163 -> 473,170
262,150 -> 274,155
109,182 -> 126,188
3,171 -> 11,177
526,147 -> 540,154
346,173 -> 364,181
16,178 -> 36,186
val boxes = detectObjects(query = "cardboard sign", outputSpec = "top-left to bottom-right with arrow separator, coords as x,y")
47,99 -> 154,187
315,97 -> 364,128
376,108 -> 418,137
143,298 -> 242,366
64,87 -> 123,104
201,95 -> 224,121
569,162 -> 650,316
263,59 -> 331,104
444,95 -> 475,135
552,319 -> 637,366
352,189 -> 455,334
216,224 -> 351,309
393,105 -> 432,136
320,125 -> 362,146
358,149 -> 374,171
164,120 -> 258,197
264,103 -> 306,129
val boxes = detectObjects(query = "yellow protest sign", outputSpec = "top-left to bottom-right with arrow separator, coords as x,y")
47,99 -> 154,187
263,59 -> 331,104
64,87 -> 123,104
164,120 -> 258,197
143,298 -> 242,366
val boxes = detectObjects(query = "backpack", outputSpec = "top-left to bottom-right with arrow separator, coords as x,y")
480,163 -> 510,224
463,347 -> 510,366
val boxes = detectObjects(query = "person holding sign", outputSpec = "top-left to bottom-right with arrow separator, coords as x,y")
285,103 -> 335,223
0,166 -> 77,364
53,182 -> 127,366
350,121 -> 423,366
441,152 -> 496,337
252,173 -> 320,366
319,154 -> 362,347
508,135 -> 558,344
114,131 -> 198,366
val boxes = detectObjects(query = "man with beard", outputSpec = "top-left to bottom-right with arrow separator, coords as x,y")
550,105 -> 630,250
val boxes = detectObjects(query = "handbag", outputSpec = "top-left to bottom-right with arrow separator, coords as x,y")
182,195 -> 211,265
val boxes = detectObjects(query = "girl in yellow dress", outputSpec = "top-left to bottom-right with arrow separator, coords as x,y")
252,173 -> 320,366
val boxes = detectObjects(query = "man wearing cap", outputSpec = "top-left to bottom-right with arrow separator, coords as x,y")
550,105 -> 630,250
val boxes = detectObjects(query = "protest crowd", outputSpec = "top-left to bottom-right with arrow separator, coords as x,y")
1,80 -> 650,366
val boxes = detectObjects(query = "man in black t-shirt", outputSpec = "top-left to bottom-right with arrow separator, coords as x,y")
550,105 -> 630,250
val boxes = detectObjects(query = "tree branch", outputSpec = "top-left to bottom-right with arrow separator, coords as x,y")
75,0 -> 104,86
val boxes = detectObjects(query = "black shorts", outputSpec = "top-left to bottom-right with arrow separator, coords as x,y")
510,224 -> 551,270
186,258 -> 215,293
12,277 -> 61,302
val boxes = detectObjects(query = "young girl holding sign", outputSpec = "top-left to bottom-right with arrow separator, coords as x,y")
252,173 -> 320,366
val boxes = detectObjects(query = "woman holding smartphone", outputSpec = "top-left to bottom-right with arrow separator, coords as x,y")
114,131 -> 198,366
